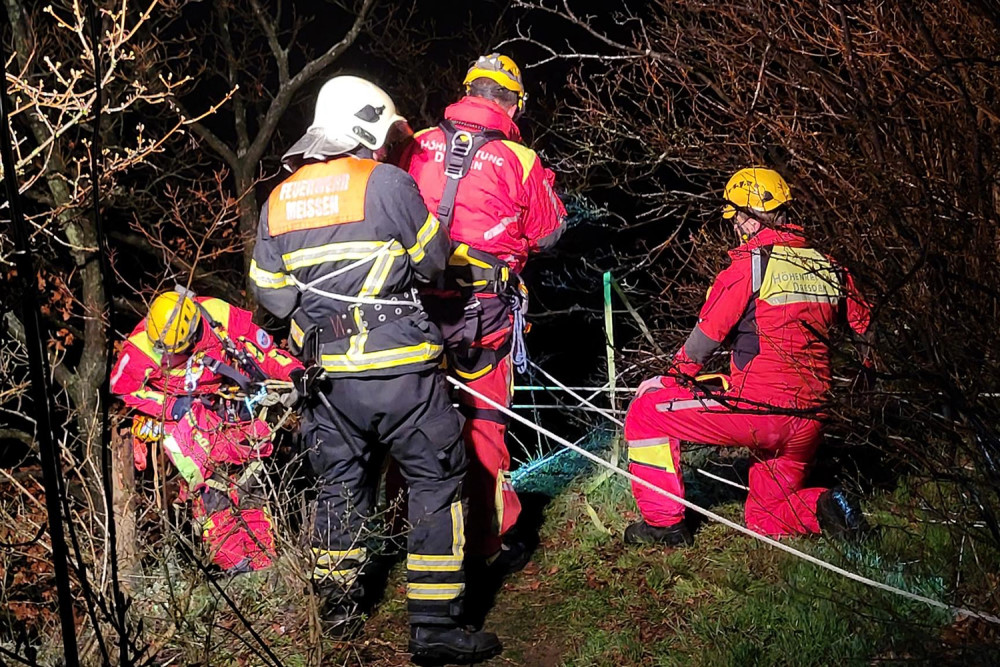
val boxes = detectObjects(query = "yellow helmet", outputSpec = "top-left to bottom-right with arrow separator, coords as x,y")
721,167 -> 792,219
463,53 -> 526,111
146,291 -> 201,354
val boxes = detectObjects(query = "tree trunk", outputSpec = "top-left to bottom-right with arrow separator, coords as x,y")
111,424 -> 139,584
236,169 -> 260,309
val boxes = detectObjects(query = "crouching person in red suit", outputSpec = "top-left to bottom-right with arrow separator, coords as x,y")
624,168 -> 873,546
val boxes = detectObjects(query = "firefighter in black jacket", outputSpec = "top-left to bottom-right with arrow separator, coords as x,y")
250,75 -> 501,664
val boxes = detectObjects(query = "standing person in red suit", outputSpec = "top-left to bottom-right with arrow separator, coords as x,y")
624,168 -> 873,546
396,53 -> 567,572
111,289 -> 302,571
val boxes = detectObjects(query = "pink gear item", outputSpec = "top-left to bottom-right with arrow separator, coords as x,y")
199,505 -> 276,571
161,403 -> 273,491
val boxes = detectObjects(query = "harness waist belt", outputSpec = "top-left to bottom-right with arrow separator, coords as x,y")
289,300 -> 420,362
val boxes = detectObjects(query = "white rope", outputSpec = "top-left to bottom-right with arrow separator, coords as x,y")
288,247 -> 421,307
447,376 -> 1000,625
527,360 -> 750,492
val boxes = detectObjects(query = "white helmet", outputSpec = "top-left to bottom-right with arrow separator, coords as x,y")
282,75 -> 405,168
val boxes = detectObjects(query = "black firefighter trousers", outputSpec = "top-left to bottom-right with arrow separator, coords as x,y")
304,368 -> 468,626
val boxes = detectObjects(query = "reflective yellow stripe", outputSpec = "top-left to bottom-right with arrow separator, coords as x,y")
501,140 -> 538,184
454,363 -> 493,381
320,342 -> 442,373
267,349 -> 295,366
359,242 -> 400,297
406,583 -> 465,601
200,299 -> 232,330
313,546 -> 367,563
282,241 -> 404,271
290,319 -> 305,349
408,554 -> 464,563
346,331 -> 369,358
406,213 -> 441,264
249,259 -> 289,289
133,389 -> 165,405
407,555 -> 462,572
313,567 -> 360,586
628,442 -> 676,474
451,500 -> 466,557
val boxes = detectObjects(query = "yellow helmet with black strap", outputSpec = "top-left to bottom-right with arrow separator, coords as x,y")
146,291 -> 201,354
722,167 -> 792,220
463,53 -> 526,112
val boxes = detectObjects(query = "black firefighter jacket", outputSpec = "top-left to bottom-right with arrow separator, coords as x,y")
250,155 -> 450,377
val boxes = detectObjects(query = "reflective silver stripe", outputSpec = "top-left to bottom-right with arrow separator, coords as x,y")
762,292 -> 840,306
751,248 -> 763,292
655,397 -> 724,412
627,436 -> 673,448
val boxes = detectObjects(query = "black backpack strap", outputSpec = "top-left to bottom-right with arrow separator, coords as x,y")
435,120 -> 506,228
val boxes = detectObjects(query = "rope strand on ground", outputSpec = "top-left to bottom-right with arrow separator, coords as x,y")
447,375 -> 1000,626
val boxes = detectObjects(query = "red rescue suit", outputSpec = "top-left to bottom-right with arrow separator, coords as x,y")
398,96 -> 566,556
625,227 -> 871,537
110,297 -> 302,570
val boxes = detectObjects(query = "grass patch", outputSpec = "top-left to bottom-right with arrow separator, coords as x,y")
488,456 -> 999,666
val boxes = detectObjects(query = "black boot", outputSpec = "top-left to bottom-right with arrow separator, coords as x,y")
409,625 -> 502,665
624,520 -> 694,547
485,539 -> 531,578
816,488 -> 870,541
315,582 -> 365,640
319,601 -> 364,640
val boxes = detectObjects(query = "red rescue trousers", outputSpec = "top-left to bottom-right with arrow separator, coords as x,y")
456,351 -> 521,557
624,376 -> 826,537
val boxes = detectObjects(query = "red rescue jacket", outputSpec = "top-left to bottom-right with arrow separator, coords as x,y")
397,96 -> 566,273
110,296 -> 301,418
673,227 -> 871,409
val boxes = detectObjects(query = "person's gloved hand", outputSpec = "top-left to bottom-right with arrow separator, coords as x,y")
170,395 -> 195,420
283,366 -> 324,409
636,376 -> 667,398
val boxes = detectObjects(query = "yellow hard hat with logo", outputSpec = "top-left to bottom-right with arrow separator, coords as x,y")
146,291 -> 201,354
722,167 -> 792,219
463,53 -> 526,111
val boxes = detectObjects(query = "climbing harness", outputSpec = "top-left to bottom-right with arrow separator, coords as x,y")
448,375 -> 1000,626
435,120 -> 506,229
173,285 -> 269,388
431,120 -> 532,371
510,289 -> 529,374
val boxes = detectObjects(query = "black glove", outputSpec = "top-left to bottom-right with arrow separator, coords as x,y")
170,395 -> 195,420
284,366 -> 325,410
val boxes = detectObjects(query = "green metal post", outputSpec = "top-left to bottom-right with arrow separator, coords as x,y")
603,271 -> 617,412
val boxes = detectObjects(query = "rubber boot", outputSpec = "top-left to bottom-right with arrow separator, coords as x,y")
624,519 -> 694,547
409,625 -> 502,665
816,488 -> 870,541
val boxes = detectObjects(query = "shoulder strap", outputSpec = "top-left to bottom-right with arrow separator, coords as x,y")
435,120 -> 506,228
749,246 -> 773,295
176,288 -> 268,385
